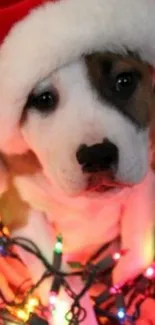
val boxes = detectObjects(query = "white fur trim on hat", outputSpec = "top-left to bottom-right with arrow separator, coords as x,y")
0,0 -> 155,147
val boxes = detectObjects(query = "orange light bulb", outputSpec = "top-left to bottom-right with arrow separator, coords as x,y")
2,226 -> 9,236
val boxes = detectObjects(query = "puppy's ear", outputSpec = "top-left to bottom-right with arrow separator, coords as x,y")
0,154 -> 9,195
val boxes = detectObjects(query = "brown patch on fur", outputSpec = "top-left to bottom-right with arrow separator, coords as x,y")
0,150 -> 42,229
85,52 -> 155,128
0,185 -> 30,231
2,150 -> 41,176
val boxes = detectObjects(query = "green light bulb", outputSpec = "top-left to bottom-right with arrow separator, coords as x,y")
54,235 -> 63,254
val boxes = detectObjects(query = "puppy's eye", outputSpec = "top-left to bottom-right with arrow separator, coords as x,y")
114,71 -> 140,99
26,89 -> 59,113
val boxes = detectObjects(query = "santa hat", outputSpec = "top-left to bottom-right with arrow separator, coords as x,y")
0,0 -> 155,148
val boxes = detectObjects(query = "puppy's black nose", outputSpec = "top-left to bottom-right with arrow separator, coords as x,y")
76,139 -> 118,173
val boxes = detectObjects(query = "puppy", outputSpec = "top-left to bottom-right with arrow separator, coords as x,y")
0,52 -> 154,304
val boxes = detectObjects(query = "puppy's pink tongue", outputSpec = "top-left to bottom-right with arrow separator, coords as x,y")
88,172 -> 121,191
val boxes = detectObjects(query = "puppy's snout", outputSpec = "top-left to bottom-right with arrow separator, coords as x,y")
76,139 -> 118,173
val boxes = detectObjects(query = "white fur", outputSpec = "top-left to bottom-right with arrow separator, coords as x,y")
0,0 -> 155,147
20,59 -> 149,192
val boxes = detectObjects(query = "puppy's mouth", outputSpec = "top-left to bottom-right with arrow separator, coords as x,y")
87,172 -> 126,193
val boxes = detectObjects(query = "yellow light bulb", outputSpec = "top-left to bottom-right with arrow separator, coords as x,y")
16,309 -> 29,322
26,296 -> 39,313
28,297 -> 39,308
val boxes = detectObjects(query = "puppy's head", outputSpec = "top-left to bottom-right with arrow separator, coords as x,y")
19,52 -> 154,196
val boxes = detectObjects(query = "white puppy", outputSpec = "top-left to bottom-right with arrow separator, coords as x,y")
0,0 -> 154,321
0,52 -> 154,303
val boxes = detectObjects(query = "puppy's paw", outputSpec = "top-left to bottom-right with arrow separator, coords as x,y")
0,256 -> 31,302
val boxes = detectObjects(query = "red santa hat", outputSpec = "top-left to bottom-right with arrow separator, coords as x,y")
0,0 -> 155,148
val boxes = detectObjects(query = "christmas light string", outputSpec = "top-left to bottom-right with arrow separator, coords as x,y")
0,220 -> 154,325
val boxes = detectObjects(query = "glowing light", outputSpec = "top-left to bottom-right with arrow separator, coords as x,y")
27,296 -> 39,308
0,245 -> 6,256
26,296 -> 40,313
52,298 -> 69,325
49,292 -> 57,306
16,309 -> 29,322
110,287 -> 118,295
7,296 -> 39,322
144,266 -> 155,279
2,226 -> 9,236
113,252 -> 121,261
54,236 -> 63,254
117,308 -> 125,320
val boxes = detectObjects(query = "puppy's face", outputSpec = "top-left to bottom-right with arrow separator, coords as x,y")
20,52 -> 154,195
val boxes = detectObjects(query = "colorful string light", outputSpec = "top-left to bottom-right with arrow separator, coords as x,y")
144,265 -> 155,279
117,308 -> 126,320
116,291 -> 126,322
49,235 -> 63,321
54,235 -> 63,255
6,296 -> 40,322
113,252 -> 121,261
0,222 -> 154,325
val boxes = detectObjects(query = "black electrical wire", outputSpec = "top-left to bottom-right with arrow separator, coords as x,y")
0,232 -> 154,325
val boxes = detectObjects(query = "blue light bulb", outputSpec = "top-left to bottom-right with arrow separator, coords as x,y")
0,245 -> 6,256
117,308 -> 125,320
